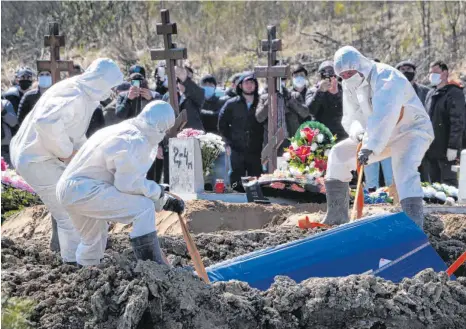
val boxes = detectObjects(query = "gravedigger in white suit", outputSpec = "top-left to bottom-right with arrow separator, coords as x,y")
56,100 -> 185,266
321,46 -> 434,229
10,58 -> 124,263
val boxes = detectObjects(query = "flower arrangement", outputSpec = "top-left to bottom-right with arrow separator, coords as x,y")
422,182 -> 458,205
283,121 -> 336,180
1,158 -> 35,194
350,187 -> 393,205
176,129 -> 225,177
1,157 -> 42,223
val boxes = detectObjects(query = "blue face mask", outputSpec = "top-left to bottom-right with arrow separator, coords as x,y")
202,86 -> 216,99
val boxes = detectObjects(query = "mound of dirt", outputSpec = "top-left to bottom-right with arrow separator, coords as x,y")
2,231 -> 466,329
1,201 -> 327,239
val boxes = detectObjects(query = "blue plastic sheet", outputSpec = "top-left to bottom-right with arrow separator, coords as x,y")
206,212 -> 449,290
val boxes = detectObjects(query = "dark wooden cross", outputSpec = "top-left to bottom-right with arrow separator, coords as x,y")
151,9 -> 188,137
36,22 -> 74,84
254,25 -> 290,173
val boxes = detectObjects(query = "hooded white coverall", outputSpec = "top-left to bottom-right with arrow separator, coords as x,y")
56,100 -> 175,265
10,58 -> 124,262
326,46 -> 434,200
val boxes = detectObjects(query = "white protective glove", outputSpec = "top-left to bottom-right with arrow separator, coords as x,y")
446,148 -> 457,162
349,121 -> 365,143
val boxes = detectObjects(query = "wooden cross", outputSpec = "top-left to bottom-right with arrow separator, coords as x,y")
36,22 -> 74,84
254,25 -> 290,173
151,9 -> 188,137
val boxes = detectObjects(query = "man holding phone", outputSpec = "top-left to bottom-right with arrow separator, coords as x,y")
116,65 -> 161,120
306,60 -> 348,142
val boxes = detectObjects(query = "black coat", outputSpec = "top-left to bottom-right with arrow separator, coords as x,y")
18,88 -> 42,124
305,86 -> 348,142
200,95 -> 227,133
413,82 -> 430,107
163,78 -> 205,131
218,95 -> 263,153
284,87 -> 311,136
115,90 -> 161,119
2,86 -> 24,115
86,106 -> 105,138
425,83 -> 465,159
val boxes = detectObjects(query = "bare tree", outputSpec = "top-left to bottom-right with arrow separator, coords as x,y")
417,1 -> 432,60
443,1 -> 463,62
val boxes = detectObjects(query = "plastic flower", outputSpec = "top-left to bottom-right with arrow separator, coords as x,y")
317,134 -> 324,143
295,145 -> 311,163
300,127 -> 315,142
289,167 -> 302,176
311,143 -> 318,151
1,157 -> 8,171
283,152 -> 291,161
314,158 -> 327,171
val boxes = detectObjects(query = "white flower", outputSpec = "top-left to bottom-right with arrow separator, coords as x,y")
289,167 -> 302,176
291,142 -> 299,149
435,191 -> 447,202
305,166 -> 310,172
309,161 -> 315,168
317,134 -> 324,143
311,143 -> 318,151
300,131 -> 306,138
283,152 -> 291,161
324,149 -> 330,157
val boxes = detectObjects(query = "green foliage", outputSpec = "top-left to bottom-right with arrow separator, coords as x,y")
334,2 -> 346,17
1,184 -> 42,223
1,296 -> 36,329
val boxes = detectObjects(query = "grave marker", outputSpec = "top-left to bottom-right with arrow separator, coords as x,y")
36,22 -> 74,84
254,25 -> 290,173
150,9 -> 188,137
169,138 -> 204,195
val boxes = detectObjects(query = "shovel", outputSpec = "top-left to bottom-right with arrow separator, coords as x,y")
166,192 -> 210,283
351,143 -> 364,221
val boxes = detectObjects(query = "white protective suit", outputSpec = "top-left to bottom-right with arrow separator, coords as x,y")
10,58 -> 124,262
56,100 -> 175,265
326,46 -> 434,200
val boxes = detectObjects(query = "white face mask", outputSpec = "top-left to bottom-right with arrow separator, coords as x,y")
38,75 -> 52,88
293,76 -> 307,89
343,73 -> 364,90
429,73 -> 442,86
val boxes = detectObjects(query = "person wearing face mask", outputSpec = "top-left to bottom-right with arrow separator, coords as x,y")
17,70 -> 53,125
154,62 -> 169,96
1,99 -> 19,167
424,61 -> 465,186
199,74 -> 226,133
10,58 -> 124,264
306,61 -> 348,142
281,65 -> 311,136
2,67 -> 35,116
116,65 -> 161,120
218,72 -> 263,191
56,101 -> 184,266
396,61 -> 430,106
321,46 -> 433,230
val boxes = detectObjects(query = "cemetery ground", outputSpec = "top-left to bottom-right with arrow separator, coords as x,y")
1,201 -> 466,329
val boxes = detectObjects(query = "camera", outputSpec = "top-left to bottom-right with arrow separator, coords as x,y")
131,80 -> 141,88
320,71 -> 336,80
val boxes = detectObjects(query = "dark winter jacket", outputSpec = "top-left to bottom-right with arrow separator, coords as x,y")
425,82 -> 465,159
162,78 -> 205,130
2,86 -> 25,115
412,82 -> 430,107
283,87 -> 311,136
1,99 -> 18,146
305,86 -> 348,142
115,90 -> 162,119
218,94 -> 263,153
17,88 -> 42,124
86,106 -> 106,138
200,95 -> 227,133
102,98 -> 124,127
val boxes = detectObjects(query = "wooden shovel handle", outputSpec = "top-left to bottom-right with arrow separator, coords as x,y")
351,143 -> 364,221
166,192 -> 210,283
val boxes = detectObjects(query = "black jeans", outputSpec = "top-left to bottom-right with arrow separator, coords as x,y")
229,149 -> 262,190
426,157 -> 458,186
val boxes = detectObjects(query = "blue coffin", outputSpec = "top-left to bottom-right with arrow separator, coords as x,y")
206,212 -> 449,290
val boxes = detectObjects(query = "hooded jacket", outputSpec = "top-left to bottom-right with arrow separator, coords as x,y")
17,88 -> 42,124
57,100 -> 174,207
218,73 -> 263,153
425,81 -> 465,159
2,86 -> 25,114
10,58 -> 124,166
334,46 -> 434,155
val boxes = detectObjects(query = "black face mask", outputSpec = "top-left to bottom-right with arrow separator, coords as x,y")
18,80 -> 32,91
403,72 -> 415,82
